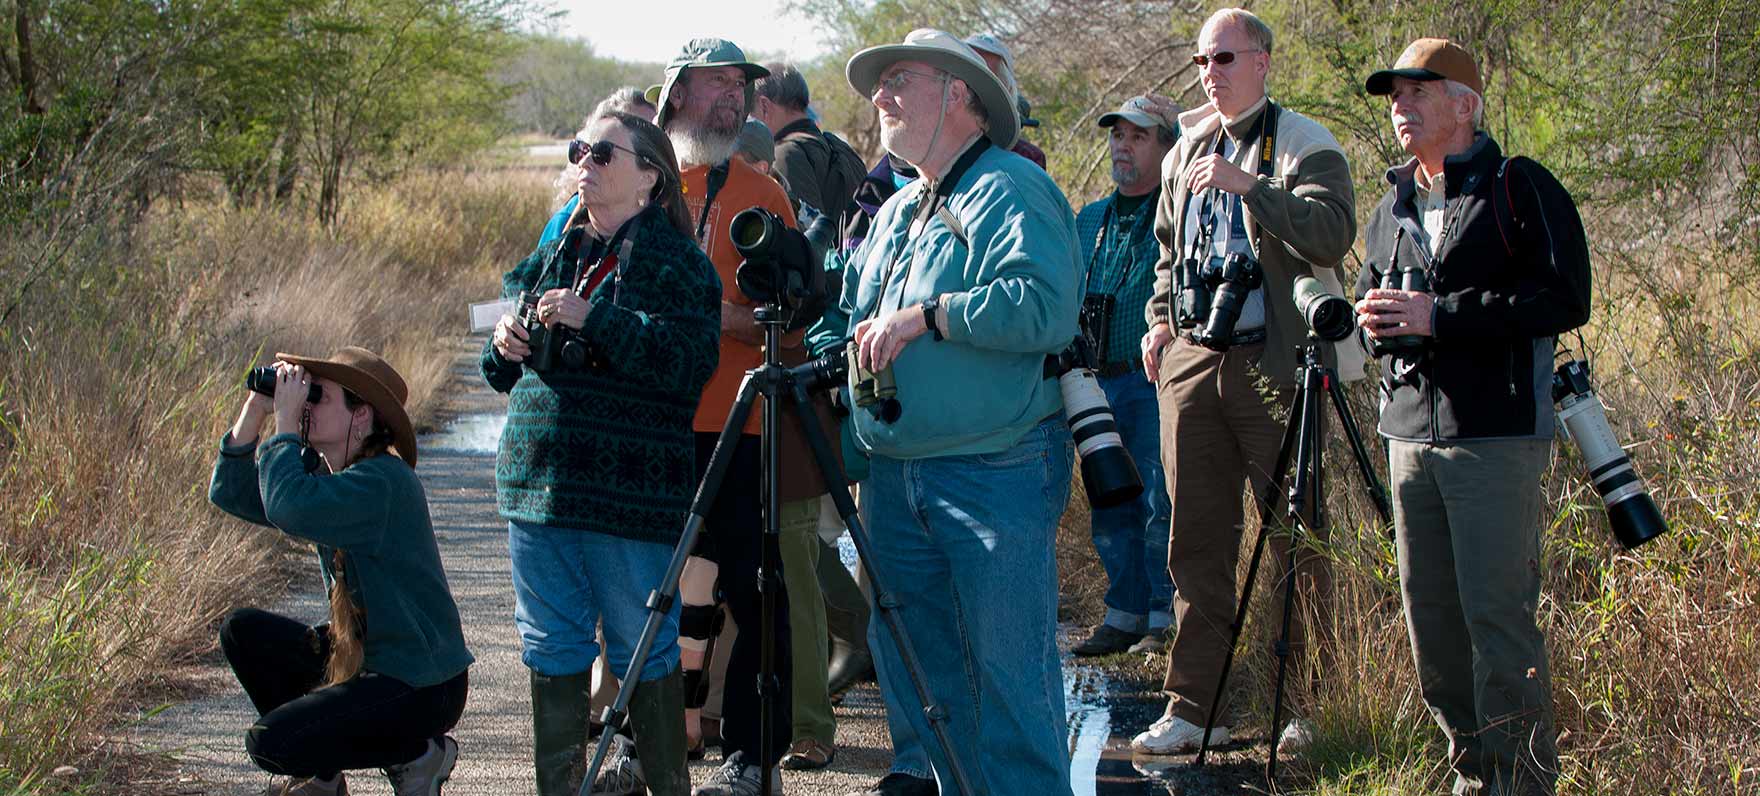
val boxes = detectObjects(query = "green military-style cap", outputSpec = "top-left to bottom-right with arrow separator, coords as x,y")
653,38 -> 770,130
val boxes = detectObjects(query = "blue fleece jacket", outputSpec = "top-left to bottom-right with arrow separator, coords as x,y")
815,142 -> 1080,459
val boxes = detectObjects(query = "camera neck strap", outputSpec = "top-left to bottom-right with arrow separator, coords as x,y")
862,139 -> 988,323
693,160 -> 732,242
1084,188 -> 1157,297
1192,101 -> 1280,262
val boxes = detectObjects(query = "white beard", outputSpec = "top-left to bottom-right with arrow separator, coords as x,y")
669,125 -> 738,168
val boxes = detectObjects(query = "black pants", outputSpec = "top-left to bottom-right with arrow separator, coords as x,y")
219,607 -> 469,778
693,432 -> 793,766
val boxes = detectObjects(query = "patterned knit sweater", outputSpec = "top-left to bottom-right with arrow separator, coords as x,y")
482,205 -> 722,544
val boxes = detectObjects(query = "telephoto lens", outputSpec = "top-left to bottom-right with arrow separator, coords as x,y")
1048,341 -> 1143,509
246,366 -> 322,404
1292,275 -> 1355,342
1553,360 -> 1669,548
1196,252 -> 1263,350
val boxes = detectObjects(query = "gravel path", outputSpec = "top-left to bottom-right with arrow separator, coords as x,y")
130,337 -> 1260,795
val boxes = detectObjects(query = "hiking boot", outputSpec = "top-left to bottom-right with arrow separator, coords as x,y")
590,733 -> 645,796
825,635 -> 875,697
845,772 -> 937,796
692,750 -> 782,796
778,738 -> 836,771
1129,714 -> 1229,755
1126,626 -> 1171,654
1071,623 -> 1144,657
272,774 -> 347,796
383,736 -> 458,796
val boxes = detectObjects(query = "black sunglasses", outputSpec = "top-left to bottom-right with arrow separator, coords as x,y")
1191,48 -> 1261,67
568,138 -> 643,167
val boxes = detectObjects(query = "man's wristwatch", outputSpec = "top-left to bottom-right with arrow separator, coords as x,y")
921,296 -> 944,341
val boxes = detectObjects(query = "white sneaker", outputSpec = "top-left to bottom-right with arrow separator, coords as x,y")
1276,718 -> 1316,757
1129,714 -> 1229,754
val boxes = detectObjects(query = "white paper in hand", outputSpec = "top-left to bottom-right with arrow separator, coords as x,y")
470,299 -> 517,333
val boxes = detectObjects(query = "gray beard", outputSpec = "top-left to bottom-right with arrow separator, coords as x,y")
1111,161 -> 1140,187
670,125 -> 738,168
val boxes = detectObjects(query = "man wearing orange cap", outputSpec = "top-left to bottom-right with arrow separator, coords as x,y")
1354,38 -> 1591,796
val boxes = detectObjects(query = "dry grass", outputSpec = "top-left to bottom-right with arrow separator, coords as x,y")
1053,203 -> 1760,793
0,167 -> 550,791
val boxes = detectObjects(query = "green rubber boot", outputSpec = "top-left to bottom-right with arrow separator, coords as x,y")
626,668 -> 690,796
530,670 -> 593,796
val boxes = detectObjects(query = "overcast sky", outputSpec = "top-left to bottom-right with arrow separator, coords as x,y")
557,0 -> 835,65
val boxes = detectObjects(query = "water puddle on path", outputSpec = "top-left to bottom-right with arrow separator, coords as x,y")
1064,651 -> 1183,796
423,412 -> 505,455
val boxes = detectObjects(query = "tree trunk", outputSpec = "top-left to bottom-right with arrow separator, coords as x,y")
14,0 -> 43,114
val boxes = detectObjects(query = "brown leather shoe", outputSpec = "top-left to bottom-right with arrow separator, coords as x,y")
779,738 -> 836,770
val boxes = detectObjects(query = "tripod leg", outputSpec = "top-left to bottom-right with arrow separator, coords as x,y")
1195,388 -> 1301,767
1324,368 -> 1393,524
1267,363 -> 1324,784
784,379 -> 978,796
578,374 -> 761,796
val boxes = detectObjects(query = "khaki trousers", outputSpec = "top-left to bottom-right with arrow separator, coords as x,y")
1390,438 -> 1558,796
1155,338 -> 1333,727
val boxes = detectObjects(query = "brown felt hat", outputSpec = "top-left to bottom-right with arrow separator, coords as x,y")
1366,38 -> 1482,97
276,346 -> 418,468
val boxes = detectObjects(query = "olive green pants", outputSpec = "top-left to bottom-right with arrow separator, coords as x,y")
1390,438 -> 1558,796
779,496 -> 836,745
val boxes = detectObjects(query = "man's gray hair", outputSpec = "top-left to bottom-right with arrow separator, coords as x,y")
755,62 -> 810,112
1444,80 -> 1485,130
951,72 -> 991,134
1202,8 -> 1274,56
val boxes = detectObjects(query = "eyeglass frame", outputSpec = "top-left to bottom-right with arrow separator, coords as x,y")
1190,48 -> 1263,68
568,138 -> 647,168
871,67 -> 951,99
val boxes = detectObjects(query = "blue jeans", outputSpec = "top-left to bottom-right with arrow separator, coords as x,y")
508,521 -> 680,682
864,418 -> 1076,796
1090,372 -> 1174,632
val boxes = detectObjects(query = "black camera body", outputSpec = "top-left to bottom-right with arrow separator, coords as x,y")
1079,293 -> 1117,365
1368,263 -> 1431,357
1176,251 -> 1264,350
517,290 -> 594,372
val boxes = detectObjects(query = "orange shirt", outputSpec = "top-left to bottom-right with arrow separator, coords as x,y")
681,157 -> 798,434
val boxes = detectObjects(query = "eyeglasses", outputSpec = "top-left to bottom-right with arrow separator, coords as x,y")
1191,49 -> 1261,67
872,69 -> 948,98
568,138 -> 643,167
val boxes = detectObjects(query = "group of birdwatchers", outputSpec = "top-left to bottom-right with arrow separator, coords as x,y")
208,6 -> 1591,796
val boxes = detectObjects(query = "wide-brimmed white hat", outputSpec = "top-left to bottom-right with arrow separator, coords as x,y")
847,28 -> 1020,150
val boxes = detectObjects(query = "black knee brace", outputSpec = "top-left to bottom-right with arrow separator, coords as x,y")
679,603 -> 725,709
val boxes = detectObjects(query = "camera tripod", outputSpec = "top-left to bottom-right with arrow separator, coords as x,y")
581,305 -> 976,796
1193,336 -> 1391,781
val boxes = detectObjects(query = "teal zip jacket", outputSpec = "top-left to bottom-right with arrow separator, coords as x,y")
209,433 -> 474,688
816,140 -> 1080,459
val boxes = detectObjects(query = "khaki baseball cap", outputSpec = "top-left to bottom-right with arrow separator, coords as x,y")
1097,95 -> 1180,131
1366,38 -> 1482,96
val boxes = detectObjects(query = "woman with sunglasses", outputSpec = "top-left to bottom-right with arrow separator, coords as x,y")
210,347 -> 472,796
484,110 -> 721,796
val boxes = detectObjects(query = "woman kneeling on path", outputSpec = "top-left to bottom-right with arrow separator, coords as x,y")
483,110 -> 721,796
209,347 -> 473,796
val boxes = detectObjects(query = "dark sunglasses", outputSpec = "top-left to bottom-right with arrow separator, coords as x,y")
1191,48 -> 1261,67
568,138 -> 643,167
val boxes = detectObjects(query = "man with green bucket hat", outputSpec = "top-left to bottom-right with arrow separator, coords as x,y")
654,36 -> 815,796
